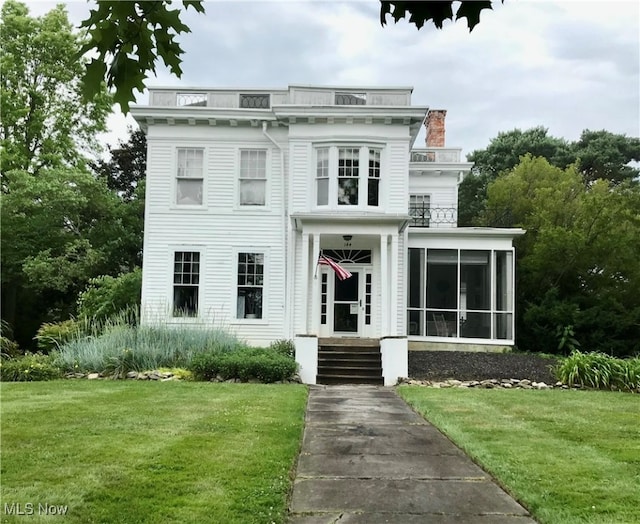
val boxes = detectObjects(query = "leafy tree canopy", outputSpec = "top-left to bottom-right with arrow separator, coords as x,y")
460,127 -> 640,226
91,128 -> 147,200
380,1 -> 500,31
484,155 -> 640,355
78,0 -> 204,112
0,0 -> 111,174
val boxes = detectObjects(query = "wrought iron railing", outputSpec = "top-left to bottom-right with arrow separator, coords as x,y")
409,206 -> 458,227
176,92 -> 207,107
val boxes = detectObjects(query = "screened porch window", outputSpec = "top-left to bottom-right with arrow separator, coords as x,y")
407,248 -> 514,340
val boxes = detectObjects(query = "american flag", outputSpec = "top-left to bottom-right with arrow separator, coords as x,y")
318,255 -> 352,281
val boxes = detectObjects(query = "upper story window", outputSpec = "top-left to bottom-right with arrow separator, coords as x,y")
239,93 -> 270,108
173,251 -> 199,317
316,148 -> 330,206
368,149 -> 381,206
409,194 -> 430,227
176,148 -> 203,205
338,148 -> 359,205
239,150 -> 267,206
335,92 -> 366,105
315,145 -> 383,209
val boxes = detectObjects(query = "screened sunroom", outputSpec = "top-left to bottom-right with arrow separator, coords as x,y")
406,229 -> 524,345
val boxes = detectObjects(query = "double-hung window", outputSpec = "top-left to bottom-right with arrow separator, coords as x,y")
337,147 -> 359,205
368,149 -> 381,206
173,251 -> 199,316
176,148 -> 203,205
239,150 -> 267,206
237,253 -> 264,319
409,194 -> 431,227
316,148 -> 330,206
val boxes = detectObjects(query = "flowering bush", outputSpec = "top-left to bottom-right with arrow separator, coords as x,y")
0,353 -> 62,382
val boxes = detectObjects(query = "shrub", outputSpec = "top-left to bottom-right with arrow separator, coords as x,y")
0,353 -> 62,382
555,351 -> 640,392
35,319 -> 88,353
55,322 -> 244,375
1,320 -> 20,358
190,348 -> 297,383
77,268 -> 142,322
269,339 -> 295,358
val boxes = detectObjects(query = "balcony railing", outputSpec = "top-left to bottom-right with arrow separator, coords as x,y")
409,206 -> 458,227
410,148 -> 462,163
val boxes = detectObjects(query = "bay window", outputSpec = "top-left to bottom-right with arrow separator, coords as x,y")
314,145 -> 383,208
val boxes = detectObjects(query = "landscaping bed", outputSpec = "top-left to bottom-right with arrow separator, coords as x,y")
408,350 -> 558,384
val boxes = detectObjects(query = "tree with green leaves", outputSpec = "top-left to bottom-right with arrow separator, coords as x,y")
91,128 -> 147,200
78,0 -> 204,112
484,155 -> 640,356
460,127 -> 640,226
0,2 -> 145,349
0,0 -> 111,174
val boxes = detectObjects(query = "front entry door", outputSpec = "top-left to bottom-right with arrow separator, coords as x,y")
333,272 -> 360,333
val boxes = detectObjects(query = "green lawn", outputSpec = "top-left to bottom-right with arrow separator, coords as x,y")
1,381 -> 307,523
398,387 -> 640,524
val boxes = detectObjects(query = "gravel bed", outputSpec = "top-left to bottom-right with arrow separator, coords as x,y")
408,351 -> 558,384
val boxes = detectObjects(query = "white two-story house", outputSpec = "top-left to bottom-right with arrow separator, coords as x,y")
132,85 -> 524,385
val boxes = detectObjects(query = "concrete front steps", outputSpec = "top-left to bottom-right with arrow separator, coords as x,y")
317,338 -> 383,385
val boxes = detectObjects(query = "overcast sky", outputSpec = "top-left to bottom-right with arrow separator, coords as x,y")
27,0 -> 640,157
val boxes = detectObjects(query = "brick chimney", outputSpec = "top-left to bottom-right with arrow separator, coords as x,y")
425,109 -> 446,147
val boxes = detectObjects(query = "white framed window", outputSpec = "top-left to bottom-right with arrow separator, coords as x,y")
236,252 -> 264,319
314,145 -> 383,209
173,251 -> 200,317
176,148 -> 204,205
409,194 -> 431,227
368,149 -> 381,206
316,147 -> 330,206
239,150 -> 267,206
338,147 -> 359,206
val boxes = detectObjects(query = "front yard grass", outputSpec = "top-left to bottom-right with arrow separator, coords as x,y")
398,387 -> 640,524
1,381 -> 307,523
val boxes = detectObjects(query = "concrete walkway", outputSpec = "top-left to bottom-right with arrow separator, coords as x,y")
288,385 -> 536,523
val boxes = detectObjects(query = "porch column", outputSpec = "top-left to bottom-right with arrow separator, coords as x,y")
300,233 -> 310,333
311,233 -> 321,334
390,232 -> 399,336
380,234 -> 389,336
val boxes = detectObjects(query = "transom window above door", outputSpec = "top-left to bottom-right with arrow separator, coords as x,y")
315,145 -> 383,209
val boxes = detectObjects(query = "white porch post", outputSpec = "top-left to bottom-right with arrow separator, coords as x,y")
390,232 -> 399,336
380,234 -> 389,336
300,233 -> 310,333
311,233 -> 321,334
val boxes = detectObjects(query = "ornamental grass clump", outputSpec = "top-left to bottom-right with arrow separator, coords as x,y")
56,321 -> 244,376
555,350 -> 640,392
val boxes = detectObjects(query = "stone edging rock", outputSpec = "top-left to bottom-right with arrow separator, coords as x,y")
64,370 -> 303,384
398,377 -> 574,390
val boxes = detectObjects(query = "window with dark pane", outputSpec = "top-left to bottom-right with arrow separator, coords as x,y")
173,251 -> 200,316
368,149 -> 380,206
237,252 -> 264,319
338,148 -> 359,205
